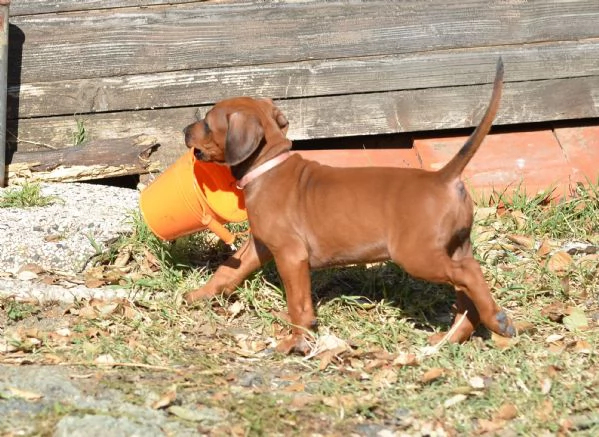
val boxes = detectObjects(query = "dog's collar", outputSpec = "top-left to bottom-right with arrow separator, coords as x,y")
236,152 -> 292,189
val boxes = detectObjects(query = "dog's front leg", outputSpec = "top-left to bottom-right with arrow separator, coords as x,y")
273,253 -> 316,355
184,235 -> 272,302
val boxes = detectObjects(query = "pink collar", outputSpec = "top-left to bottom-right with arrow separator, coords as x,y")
236,152 -> 292,189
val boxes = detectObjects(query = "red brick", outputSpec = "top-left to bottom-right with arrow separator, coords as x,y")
296,148 -> 421,168
554,126 -> 599,184
414,131 -> 571,198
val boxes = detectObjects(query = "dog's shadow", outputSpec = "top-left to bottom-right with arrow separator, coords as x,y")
265,261 -> 457,337
183,238 -> 460,338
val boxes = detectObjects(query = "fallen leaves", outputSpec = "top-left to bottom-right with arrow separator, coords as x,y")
507,234 -> 535,250
421,367 -> 445,384
4,387 -> 44,401
547,251 -> 574,275
152,384 -> 177,410
562,307 -> 589,332
476,404 -> 518,436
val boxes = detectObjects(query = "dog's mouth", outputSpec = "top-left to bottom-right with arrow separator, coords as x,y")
192,148 -> 205,161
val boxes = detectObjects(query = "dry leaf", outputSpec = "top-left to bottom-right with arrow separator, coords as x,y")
143,248 -> 161,270
227,301 -> 244,320
537,399 -> 553,422
536,239 -> 552,257
8,387 -> 44,401
318,346 -> 347,370
16,271 -> 38,281
444,394 -> 467,408
305,334 -> 350,360
563,307 -> 588,332
547,251 -> 573,274
18,263 -> 45,274
476,418 -> 505,434
55,328 -> 72,337
540,378 -> 552,395
514,320 -> 535,334
372,368 -> 398,387
509,210 -> 528,228
495,403 -> 518,420
95,302 -> 120,316
78,305 -> 98,319
422,368 -> 445,384
284,382 -> 305,393
541,302 -> 568,322
545,334 -> 564,343
474,206 -> 497,221
491,332 -> 517,350
122,305 -> 139,320
541,302 -> 568,323
468,376 -> 487,390
290,394 -> 320,408
94,354 -> 115,366
113,247 -> 132,268
572,340 -> 592,354
44,234 -> 63,242
507,234 -> 535,249
85,278 -> 106,288
152,385 -> 177,410
392,352 -> 419,366
577,254 -> 599,268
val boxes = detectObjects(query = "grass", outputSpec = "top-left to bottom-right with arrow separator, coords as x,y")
0,181 -> 60,208
1,183 -> 598,435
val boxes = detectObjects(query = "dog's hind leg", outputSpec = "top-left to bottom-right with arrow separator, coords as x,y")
429,290 -> 480,344
184,236 -> 272,302
392,249 -> 515,341
445,256 -> 516,338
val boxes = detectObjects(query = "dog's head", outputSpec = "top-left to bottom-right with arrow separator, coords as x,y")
184,97 -> 289,166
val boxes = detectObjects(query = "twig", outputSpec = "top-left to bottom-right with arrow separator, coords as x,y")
8,131 -> 58,150
420,310 -> 469,358
63,361 -> 184,373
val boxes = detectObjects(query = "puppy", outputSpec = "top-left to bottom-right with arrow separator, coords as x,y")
184,59 -> 515,353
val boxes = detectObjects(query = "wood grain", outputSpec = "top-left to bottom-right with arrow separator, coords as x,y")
9,1 -> 599,83
9,41 -> 599,119
9,76 -> 599,166
9,0 -> 202,16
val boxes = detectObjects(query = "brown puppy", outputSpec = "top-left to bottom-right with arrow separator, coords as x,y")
184,59 -> 515,354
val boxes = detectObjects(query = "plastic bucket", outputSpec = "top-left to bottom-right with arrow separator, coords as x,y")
139,148 -> 247,245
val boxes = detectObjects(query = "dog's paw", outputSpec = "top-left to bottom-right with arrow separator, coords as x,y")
495,310 -> 517,337
275,334 -> 311,355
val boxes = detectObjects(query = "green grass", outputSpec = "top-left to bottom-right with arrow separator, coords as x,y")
2,182 -> 598,435
72,117 -> 88,146
0,182 -> 60,208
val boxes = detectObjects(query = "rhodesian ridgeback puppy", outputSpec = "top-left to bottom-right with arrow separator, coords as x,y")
184,59 -> 515,354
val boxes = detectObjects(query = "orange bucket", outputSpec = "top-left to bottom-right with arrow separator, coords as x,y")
139,148 -> 247,245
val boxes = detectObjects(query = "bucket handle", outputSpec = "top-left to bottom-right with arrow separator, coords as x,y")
203,214 -> 236,247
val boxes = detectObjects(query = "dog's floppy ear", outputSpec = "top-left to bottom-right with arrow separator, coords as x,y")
225,112 -> 265,166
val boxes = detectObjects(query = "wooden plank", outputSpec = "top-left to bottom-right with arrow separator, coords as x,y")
8,135 -> 161,184
9,76 -> 599,166
9,1 -> 599,83
9,0 -> 202,16
9,41 -> 599,119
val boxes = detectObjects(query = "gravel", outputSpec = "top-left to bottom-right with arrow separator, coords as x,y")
0,365 -> 200,436
0,182 -> 140,302
0,182 -> 138,274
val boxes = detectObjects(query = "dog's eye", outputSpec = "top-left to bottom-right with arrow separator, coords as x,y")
203,120 -> 211,135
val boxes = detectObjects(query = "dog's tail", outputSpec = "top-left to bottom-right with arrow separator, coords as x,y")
438,58 -> 504,181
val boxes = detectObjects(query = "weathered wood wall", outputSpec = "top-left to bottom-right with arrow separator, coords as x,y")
7,0 -> 599,166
